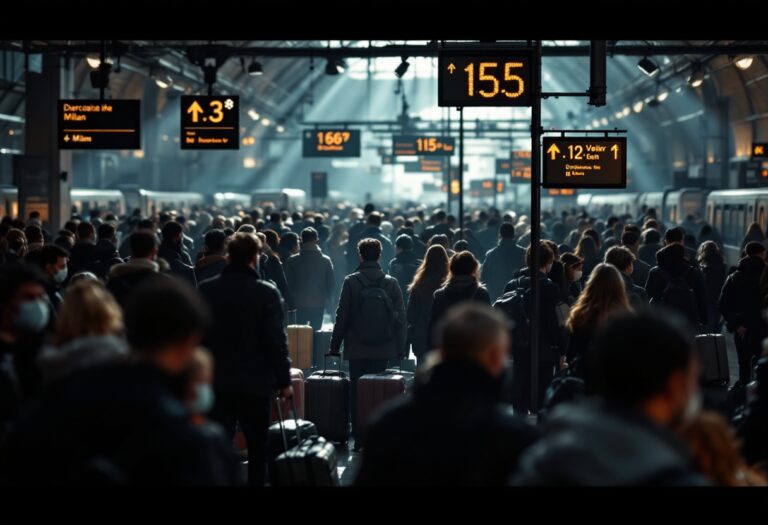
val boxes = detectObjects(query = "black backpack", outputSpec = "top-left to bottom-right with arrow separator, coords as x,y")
652,267 -> 698,322
493,286 -> 531,349
354,274 -> 396,346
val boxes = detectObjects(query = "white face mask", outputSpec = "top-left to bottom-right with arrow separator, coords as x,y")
14,299 -> 50,333
54,266 -> 68,284
573,270 -> 583,281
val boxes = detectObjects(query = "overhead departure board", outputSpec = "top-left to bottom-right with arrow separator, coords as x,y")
403,157 -> 446,173
393,135 -> 455,156
303,129 -> 361,157
58,100 -> 141,149
470,179 -> 505,197
181,95 -> 239,150
510,150 -> 532,183
543,137 -> 626,189
546,188 -> 577,196
496,158 -> 512,175
438,50 -> 533,107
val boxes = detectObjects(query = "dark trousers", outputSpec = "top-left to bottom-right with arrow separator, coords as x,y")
348,358 -> 389,440
211,391 -> 271,486
296,307 -> 325,331
734,331 -> 762,385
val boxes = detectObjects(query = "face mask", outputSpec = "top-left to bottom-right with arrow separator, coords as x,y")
54,267 -> 68,284
573,270 -> 583,281
14,299 -> 50,333
189,383 -> 215,414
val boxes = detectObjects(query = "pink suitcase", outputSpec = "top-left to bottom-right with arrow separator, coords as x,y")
356,371 -> 407,435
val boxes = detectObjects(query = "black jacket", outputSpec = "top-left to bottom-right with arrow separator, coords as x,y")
0,361 -> 239,486
622,272 -> 648,309
512,400 -> 708,486
406,285 -> 438,359
700,253 -> 727,331
106,259 -> 165,309
638,242 -> 660,268
283,245 -> 335,309
194,254 -> 228,283
481,239 -> 526,302
355,360 -> 540,486
645,243 -> 708,326
68,241 -> 98,276
719,255 -> 767,334
261,251 -> 291,308
199,264 -> 291,396
735,356 -> 768,465
428,277 -> 491,349
358,226 -> 395,269
630,256 -> 651,291
388,250 -> 421,300
475,226 -> 501,255
158,241 -> 197,288
92,239 -> 123,280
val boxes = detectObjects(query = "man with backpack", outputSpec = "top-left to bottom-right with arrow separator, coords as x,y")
645,227 -> 707,330
329,238 -> 406,446
388,234 -> 422,301
496,242 -> 565,414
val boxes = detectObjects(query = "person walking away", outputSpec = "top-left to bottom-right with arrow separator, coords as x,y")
604,246 -> 648,308
406,245 -> 449,366
481,223 -> 526,303
283,227 -> 335,330
195,229 -> 228,283
697,241 -> 727,333
388,234 -> 422,302
158,221 -> 196,288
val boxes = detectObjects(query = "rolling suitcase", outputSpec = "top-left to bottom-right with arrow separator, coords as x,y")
267,410 -> 318,469
270,368 -> 305,422
287,310 -> 313,370
305,354 -> 351,444
356,370 -> 407,437
271,398 -> 340,487
695,333 -> 730,386
384,359 -> 416,390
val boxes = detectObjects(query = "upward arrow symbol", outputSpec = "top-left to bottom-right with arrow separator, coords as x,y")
447,63 -> 456,74
547,143 -> 560,160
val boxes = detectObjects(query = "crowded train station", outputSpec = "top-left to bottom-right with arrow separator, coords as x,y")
1,22 -> 768,494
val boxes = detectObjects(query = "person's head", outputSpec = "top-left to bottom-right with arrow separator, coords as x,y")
54,234 -> 75,250
278,231 -> 300,256
699,224 -> 713,237
409,244 -> 449,294
621,230 -> 641,253
560,252 -> 584,283
161,221 -> 184,246
0,264 -> 48,335
746,222 -> 764,238
604,245 -> 635,276
499,222 -> 516,241
228,232 -> 262,267
301,227 -> 318,245
269,212 -> 281,224
37,244 -> 70,284
366,211 -> 383,228
24,225 -> 43,245
428,234 -> 450,251
582,228 -> 601,250
203,229 -> 227,256
575,235 -> 598,261
643,228 -> 661,245
137,218 -> 154,231
69,271 -> 98,285
525,241 -> 555,272
5,228 -> 27,257
97,223 -> 117,244
395,234 -> 413,255
435,303 -> 510,378
76,221 -> 96,243
447,251 -> 480,283
543,239 -> 559,261
124,277 -> 210,374
363,203 -> 375,216
184,347 -> 215,416
237,224 -> 256,234
130,231 -> 158,260
262,229 -> 280,252
435,210 -> 447,224
54,280 -> 123,346
453,240 -> 469,252
664,226 -> 685,246
358,238 -> 382,263
567,263 -> 631,332
745,241 -> 765,259
697,240 -> 721,264
587,310 -> 699,429
679,411 -> 761,486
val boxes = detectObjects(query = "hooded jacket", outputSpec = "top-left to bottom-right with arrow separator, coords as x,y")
512,400 -> 708,486
645,243 -> 708,326
718,255 -> 767,334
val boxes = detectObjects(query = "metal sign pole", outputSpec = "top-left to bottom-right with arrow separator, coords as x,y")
530,40 -> 542,413
458,106 -> 464,239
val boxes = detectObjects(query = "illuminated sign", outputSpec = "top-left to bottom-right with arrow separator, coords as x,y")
303,129 -> 361,157
311,172 -> 328,199
403,157 -> 446,173
181,96 -> 239,150
510,150 -> 532,183
752,143 -> 768,158
438,50 -> 533,107
58,100 -> 140,149
470,179 -> 505,197
547,188 -> 577,196
543,137 -> 626,189
393,135 -> 455,156
496,158 -> 512,175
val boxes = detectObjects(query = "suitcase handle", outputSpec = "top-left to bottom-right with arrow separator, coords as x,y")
323,352 -> 343,374
274,395 -> 304,453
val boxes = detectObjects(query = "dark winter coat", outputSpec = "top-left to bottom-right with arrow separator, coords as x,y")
718,255 -> 767,335
283,244 -> 335,309
481,238 -> 526,302
645,243 -> 708,326
428,276 -> 491,349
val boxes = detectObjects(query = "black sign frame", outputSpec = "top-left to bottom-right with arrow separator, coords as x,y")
303,129 -> 361,158
542,136 -> 627,189
180,95 -> 239,150
392,135 -> 455,157
58,100 -> 141,150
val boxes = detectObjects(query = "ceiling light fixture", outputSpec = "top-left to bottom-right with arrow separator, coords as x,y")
248,60 -> 263,76
394,57 -> 410,78
637,56 -> 659,77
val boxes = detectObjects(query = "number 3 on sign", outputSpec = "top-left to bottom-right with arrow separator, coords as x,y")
464,62 -> 524,99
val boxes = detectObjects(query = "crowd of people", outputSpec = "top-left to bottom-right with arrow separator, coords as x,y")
0,199 -> 767,486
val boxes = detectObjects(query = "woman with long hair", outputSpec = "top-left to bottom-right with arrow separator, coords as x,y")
406,245 -> 450,364
575,234 -> 600,285
427,251 -> 491,351
566,263 -> 631,376
698,241 -> 727,332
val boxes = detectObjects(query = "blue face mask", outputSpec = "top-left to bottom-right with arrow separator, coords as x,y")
189,383 -> 215,414
14,299 -> 50,333
54,267 -> 68,284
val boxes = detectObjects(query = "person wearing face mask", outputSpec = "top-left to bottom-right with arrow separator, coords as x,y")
355,303 -> 539,486
27,244 -> 69,332
560,252 -> 584,306
513,310 -> 709,486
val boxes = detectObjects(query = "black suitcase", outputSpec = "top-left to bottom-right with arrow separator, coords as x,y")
304,354 -> 351,444
695,334 -> 730,386
271,399 -> 340,487
267,415 -> 318,467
